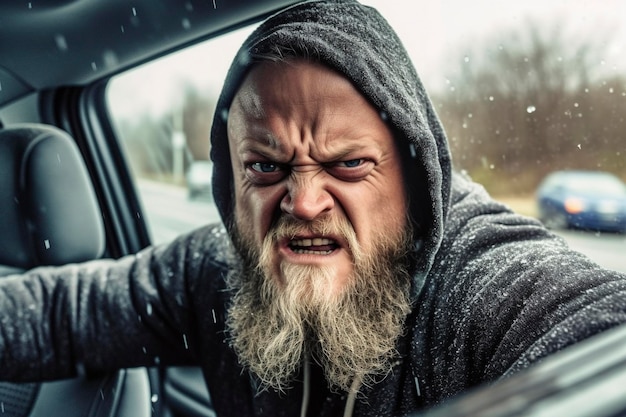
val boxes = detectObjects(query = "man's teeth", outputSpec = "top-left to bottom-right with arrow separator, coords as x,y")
290,238 -> 335,254
291,238 -> 334,246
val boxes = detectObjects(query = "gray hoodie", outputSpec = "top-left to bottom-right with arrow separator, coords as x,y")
1,1 -> 626,417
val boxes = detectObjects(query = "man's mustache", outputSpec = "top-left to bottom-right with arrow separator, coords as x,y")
267,215 -> 356,244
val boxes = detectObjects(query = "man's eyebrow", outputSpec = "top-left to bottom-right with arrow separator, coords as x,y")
318,143 -> 363,161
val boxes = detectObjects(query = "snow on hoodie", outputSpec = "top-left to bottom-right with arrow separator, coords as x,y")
1,1 -> 626,417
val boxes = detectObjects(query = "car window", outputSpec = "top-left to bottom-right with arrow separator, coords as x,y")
107,2 -> 625,275
570,175 -> 626,195
107,27 -> 253,244
363,1 -> 626,274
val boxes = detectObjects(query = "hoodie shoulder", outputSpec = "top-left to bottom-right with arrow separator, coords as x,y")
410,171 -> 626,402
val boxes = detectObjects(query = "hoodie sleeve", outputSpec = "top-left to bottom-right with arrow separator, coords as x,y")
0,224 -> 229,382
413,172 -> 626,403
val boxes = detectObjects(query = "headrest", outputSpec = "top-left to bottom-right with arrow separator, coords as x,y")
0,124 -> 105,269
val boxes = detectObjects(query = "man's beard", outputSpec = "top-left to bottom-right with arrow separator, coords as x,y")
226,214 -> 413,393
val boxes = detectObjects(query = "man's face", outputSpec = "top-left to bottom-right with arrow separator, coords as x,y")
227,60 -> 408,301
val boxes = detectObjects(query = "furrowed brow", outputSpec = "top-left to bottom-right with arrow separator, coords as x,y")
246,128 -> 282,149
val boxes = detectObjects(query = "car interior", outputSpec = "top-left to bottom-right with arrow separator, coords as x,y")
0,2 -> 297,416
0,124 -> 151,416
0,0 -> 625,416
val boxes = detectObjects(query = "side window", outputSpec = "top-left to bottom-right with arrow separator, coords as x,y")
106,27 -> 252,245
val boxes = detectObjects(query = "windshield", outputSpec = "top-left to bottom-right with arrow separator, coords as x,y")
567,175 -> 626,195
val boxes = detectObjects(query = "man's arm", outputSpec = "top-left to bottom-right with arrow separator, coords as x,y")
0,224 -> 226,382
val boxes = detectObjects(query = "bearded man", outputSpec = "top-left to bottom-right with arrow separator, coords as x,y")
2,1 -> 626,417
225,59 -> 415,396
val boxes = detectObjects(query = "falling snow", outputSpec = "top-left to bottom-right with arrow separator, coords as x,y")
55,34 -> 68,52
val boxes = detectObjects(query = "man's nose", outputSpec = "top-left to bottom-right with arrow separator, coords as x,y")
280,173 -> 334,221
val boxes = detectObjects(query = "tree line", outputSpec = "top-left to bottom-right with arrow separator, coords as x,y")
115,18 -> 626,198
432,21 -> 626,196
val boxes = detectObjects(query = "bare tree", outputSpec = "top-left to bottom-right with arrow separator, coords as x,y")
434,19 -> 626,195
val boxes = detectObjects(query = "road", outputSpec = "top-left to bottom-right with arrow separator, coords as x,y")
556,230 -> 626,274
137,180 -> 221,245
138,180 -> 626,273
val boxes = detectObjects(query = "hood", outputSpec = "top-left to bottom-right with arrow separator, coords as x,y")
210,0 -> 452,298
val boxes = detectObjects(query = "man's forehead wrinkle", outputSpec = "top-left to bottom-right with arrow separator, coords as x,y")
247,126 -> 283,150
243,119 -> 385,164
233,61 -> 392,163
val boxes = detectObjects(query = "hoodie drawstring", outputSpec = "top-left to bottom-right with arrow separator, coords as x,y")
300,354 -> 311,417
343,375 -> 362,417
300,353 -> 362,417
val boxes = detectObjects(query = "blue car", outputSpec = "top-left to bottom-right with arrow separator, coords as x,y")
537,170 -> 626,232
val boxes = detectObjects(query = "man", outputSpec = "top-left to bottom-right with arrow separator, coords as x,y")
2,1 -> 626,416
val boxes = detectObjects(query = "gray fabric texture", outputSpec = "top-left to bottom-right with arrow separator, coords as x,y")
1,1 -> 626,417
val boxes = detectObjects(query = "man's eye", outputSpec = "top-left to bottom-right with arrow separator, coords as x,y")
327,158 -> 374,181
339,159 -> 363,168
246,162 -> 287,185
250,162 -> 281,173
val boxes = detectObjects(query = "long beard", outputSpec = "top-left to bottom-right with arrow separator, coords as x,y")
226,215 -> 413,393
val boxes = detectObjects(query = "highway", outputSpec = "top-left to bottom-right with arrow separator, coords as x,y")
137,179 -> 221,245
556,229 -> 626,274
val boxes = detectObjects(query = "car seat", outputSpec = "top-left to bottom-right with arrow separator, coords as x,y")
0,124 -> 152,417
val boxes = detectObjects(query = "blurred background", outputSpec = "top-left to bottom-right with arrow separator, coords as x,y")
106,1 -> 626,268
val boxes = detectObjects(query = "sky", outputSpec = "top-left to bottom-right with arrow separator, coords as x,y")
361,0 -> 626,90
108,0 -> 626,119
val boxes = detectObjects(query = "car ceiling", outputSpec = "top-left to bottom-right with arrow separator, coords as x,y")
0,0 -> 299,107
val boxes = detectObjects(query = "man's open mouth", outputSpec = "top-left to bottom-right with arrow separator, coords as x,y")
288,238 -> 339,255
